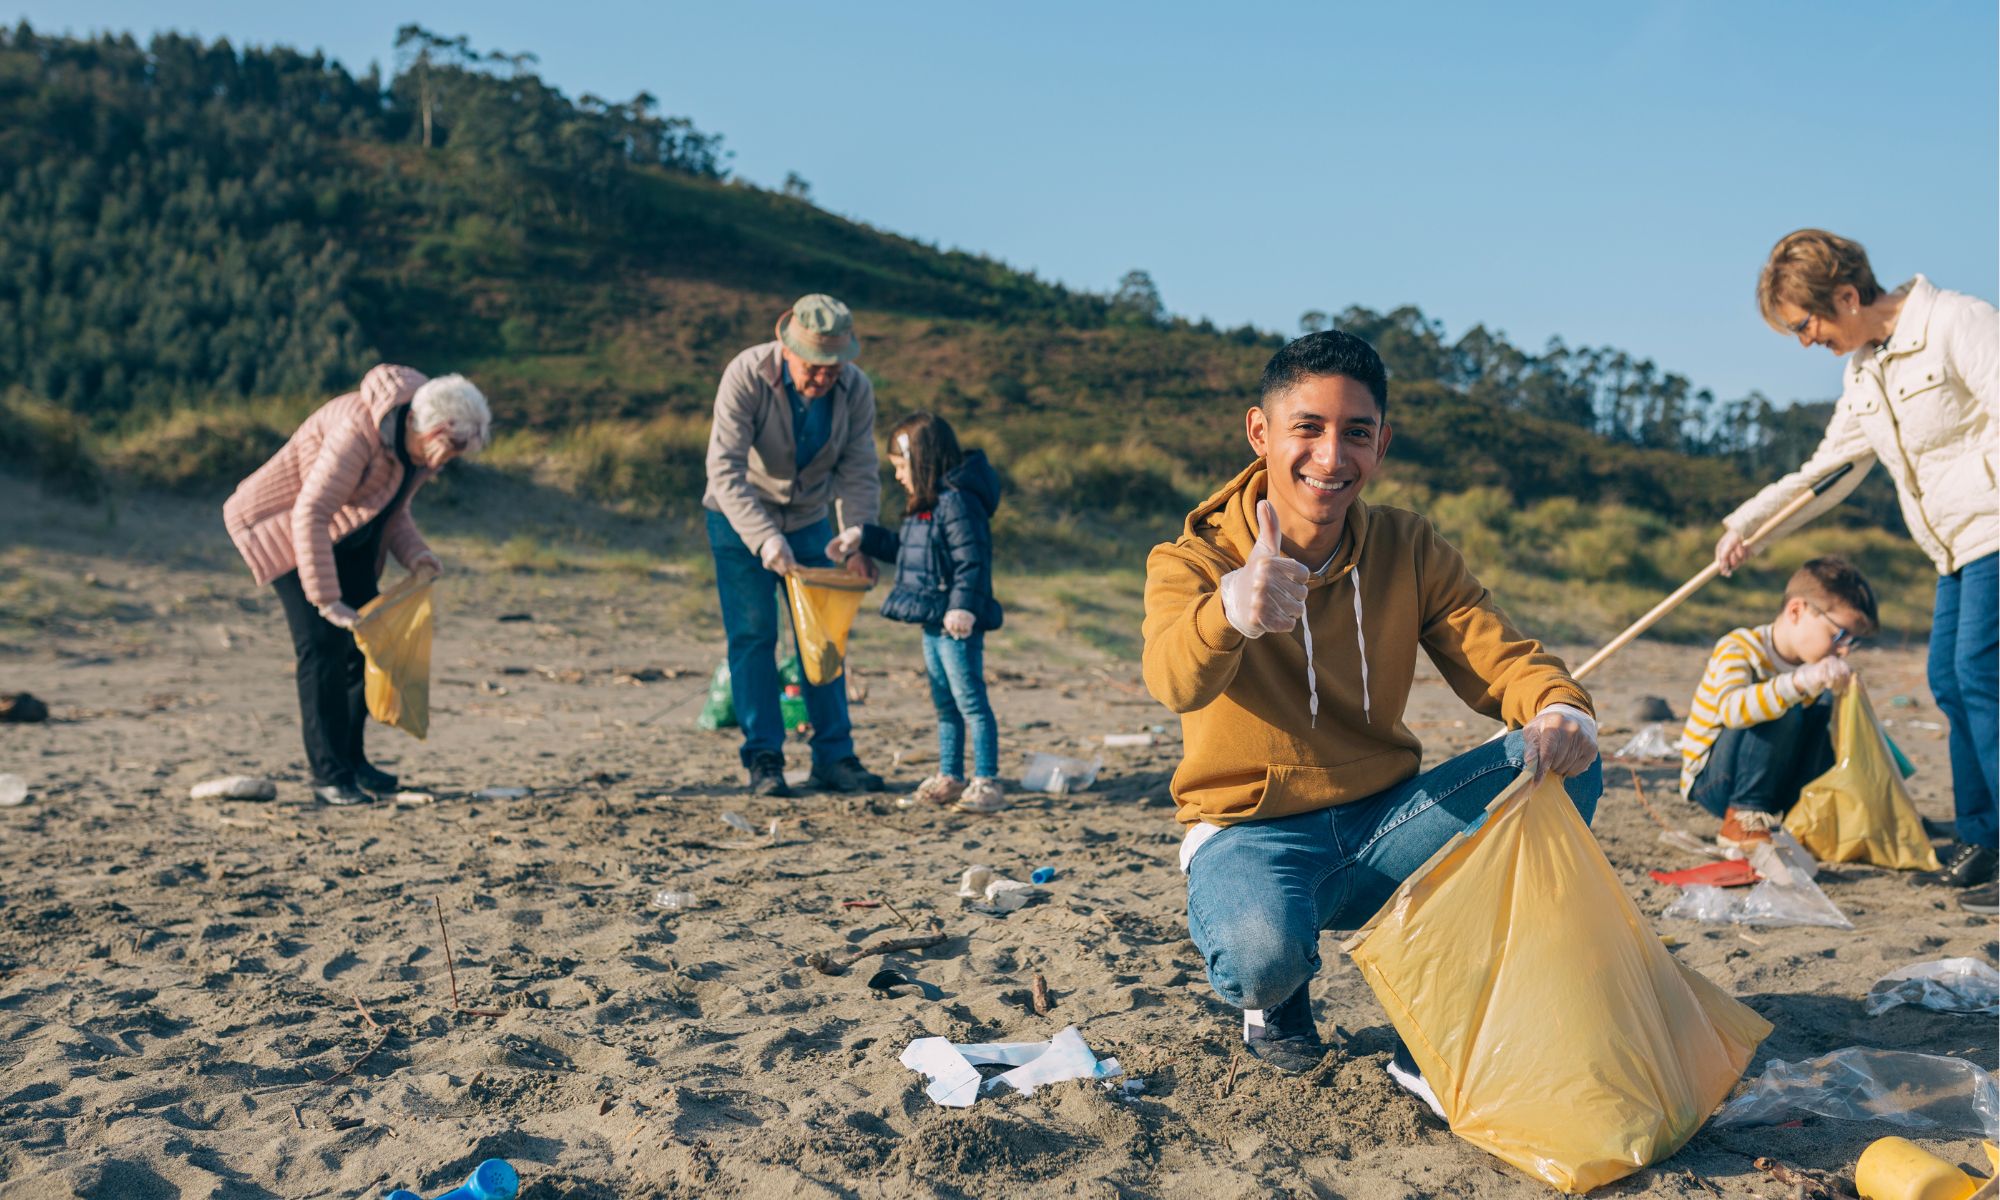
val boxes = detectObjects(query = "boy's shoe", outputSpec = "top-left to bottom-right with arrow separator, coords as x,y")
906,774 -> 965,808
1243,983 -> 1328,1075
1914,842 -> 1998,889
747,752 -> 793,798
1386,1041 -> 1447,1121
956,777 -> 1008,814
1718,807 -> 1780,849
1958,883 -> 1998,916
808,756 -> 886,793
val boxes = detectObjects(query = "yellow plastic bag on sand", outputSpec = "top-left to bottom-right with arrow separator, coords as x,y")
352,573 -> 433,740
785,568 -> 867,686
1344,772 -> 1771,1193
1785,681 -> 1941,872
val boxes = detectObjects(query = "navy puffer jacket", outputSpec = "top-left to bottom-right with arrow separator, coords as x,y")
860,450 -> 1004,630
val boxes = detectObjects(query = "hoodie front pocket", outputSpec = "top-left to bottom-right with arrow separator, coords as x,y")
1264,751 -> 1411,813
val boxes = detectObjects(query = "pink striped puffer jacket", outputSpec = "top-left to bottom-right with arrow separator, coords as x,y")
223,364 -> 437,606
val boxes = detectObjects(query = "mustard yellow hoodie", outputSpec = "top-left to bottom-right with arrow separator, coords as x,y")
1142,462 -> 1592,828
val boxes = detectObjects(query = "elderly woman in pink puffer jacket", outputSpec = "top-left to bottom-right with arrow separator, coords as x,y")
224,364 -> 490,806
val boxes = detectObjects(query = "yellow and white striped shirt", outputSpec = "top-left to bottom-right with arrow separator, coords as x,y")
1679,624 -> 1805,797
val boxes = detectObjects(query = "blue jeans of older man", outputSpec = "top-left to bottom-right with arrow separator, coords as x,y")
1185,732 -> 1603,1014
705,509 -> 854,770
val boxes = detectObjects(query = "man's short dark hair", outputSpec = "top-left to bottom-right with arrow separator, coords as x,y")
1785,556 -> 1880,637
1259,330 -> 1389,416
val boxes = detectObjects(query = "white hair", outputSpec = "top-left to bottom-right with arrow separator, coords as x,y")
410,374 -> 491,451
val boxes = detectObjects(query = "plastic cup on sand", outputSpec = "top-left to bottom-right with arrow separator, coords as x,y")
0,774 -> 27,807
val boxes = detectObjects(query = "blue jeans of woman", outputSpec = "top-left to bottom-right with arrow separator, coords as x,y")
1185,732 -> 1603,1013
1931,553 -> 1998,849
921,626 -> 998,779
705,509 -> 854,769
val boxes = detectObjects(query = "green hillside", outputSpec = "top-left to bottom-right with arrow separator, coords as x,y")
0,24 -> 1931,641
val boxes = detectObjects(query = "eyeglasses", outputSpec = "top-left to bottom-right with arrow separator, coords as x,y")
1806,602 -> 1855,649
1783,313 -> 1814,337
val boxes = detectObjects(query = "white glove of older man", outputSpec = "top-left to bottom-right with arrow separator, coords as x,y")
1522,703 -> 1598,783
317,602 -> 360,629
1790,655 -> 1853,696
411,552 -> 443,579
1219,500 -> 1309,639
942,609 -> 976,639
823,526 -> 864,562
758,535 -> 798,576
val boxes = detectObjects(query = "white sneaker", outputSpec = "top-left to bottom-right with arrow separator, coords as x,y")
1386,1043 -> 1446,1121
955,777 -> 1007,814
898,774 -> 964,810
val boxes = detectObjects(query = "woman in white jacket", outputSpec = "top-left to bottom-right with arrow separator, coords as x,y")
1715,229 -> 1997,906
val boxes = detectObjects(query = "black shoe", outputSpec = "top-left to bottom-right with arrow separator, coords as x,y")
354,763 -> 399,794
1914,843 -> 1998,889
1243,983 -> 1328,1075
313,782 -> 373,807
808,756 -> 886,793
747,752 -> 793,798
1958,883 -> 1998,916
1386,1041 -> 1447,1121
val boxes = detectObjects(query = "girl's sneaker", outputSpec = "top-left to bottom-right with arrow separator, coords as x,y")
956,777 -> 1007,814
903,774 -> 965,809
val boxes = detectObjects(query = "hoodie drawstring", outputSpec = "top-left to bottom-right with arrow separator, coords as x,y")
1301,562 -> 1369,728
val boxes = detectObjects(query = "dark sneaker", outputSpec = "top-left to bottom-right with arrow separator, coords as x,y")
1958,883 -> 1998,916
808,756 -> 885,793
747,752 -> 793,798
1386,1041 -> 1447,1121
1243,982 -> 1327,1075
354,763 -> 399,794
1914,843 -> 1998,889
313,782 -> 373,807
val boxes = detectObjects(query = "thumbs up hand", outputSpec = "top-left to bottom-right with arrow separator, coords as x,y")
1219,500 -> 1310,638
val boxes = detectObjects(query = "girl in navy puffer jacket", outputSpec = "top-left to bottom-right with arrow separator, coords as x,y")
832,412 -> 1007,813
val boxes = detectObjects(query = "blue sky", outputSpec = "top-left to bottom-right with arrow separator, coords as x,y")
16,1 -> 1997,405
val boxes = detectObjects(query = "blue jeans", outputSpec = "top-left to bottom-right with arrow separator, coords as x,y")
922,627 -> 998,778
705,509 -> 854,769
1185,733 -> 1603,1013
1686,697 -> 1834,818
1931,553 -> 1998,848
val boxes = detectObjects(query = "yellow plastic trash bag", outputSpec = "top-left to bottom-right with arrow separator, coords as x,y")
1344,772 -> 1771,1193
1785,681 -> 1941,871
785,567 -> 868,686
352,573 -> 434,740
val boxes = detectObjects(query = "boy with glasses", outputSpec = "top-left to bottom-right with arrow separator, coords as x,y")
1680,557 -> 1877,848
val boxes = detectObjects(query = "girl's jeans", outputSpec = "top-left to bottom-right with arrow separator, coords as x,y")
922,626 -> 998,779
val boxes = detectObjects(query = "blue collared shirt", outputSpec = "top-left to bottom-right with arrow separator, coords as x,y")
781,360 -> 833,471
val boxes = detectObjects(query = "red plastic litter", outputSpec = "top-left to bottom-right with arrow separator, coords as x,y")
1648,860 -> 1761,888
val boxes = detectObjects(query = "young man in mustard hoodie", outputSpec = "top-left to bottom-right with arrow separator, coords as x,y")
1142,330 -> 1603,1095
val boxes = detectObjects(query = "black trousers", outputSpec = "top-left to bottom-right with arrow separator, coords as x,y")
271,534 -> 382,787
1687,695 -> 1835,818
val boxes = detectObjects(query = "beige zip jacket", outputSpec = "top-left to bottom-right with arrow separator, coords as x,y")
1726,275 -> 1998,575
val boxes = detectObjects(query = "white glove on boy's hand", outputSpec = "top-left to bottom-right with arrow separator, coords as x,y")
1790,655 -> 1853,696
824,526 -> 863,562
942,609 -> 975,639
1218,500 -> 1308,639
317,602 -> 360,629
758,535 -> 798,575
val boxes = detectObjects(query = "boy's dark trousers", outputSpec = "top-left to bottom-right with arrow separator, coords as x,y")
270,528 -> 384,788
1688,695 -> 1835,818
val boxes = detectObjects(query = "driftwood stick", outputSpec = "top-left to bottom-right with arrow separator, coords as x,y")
433,897 -> 506,1017
321,996 -> 393,1086
1216,1051 -> 1242,1098
1627,767 -> 1682,835
806,929 -> 947,976
1031,972 -> 1053,1015
878,896 -> 916,932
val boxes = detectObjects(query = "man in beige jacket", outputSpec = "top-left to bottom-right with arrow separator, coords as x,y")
702,294 -> 885,797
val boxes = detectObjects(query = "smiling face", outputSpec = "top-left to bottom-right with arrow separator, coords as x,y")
1773,285 -> 1870,356
1246,373 -> 1390,558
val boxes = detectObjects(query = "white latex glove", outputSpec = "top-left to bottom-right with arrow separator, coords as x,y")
824,526 -> 863,562
1714,529 -> 1755,577
758,535 -> 797,575
1218,500 -> 1308,638
943,609 -> 975,639
411,551 -> 442,579
317,602 -> 360,629
1790,655 -> 1853,696
1522,705 -> 1597,783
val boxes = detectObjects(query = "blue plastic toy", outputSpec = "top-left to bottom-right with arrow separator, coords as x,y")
1031,866 -> 1056,884
385,1158 -> 518,1200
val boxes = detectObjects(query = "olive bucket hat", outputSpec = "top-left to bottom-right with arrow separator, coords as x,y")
775,293 -> 861,365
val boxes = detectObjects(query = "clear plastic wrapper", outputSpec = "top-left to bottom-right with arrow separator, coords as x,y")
1614,722 -> 1679,760
1021,752 -> 1100,794
1864,958 -> 2000,1018
1713,1048 -> 2000,1138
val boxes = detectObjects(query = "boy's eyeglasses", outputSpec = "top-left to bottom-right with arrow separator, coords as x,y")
1807,602 -> 1855,649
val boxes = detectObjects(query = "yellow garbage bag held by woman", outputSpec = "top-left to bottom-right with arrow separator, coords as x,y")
352,573 -> 434,739
1345,772 -> 1771,1193
1785,681 -> 1941,871
786,567 -> 868,686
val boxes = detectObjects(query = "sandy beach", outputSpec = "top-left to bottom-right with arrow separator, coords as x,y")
2,477 -> 1994,1200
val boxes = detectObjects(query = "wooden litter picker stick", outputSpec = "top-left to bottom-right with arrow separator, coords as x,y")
1571,462 -> 1855,682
